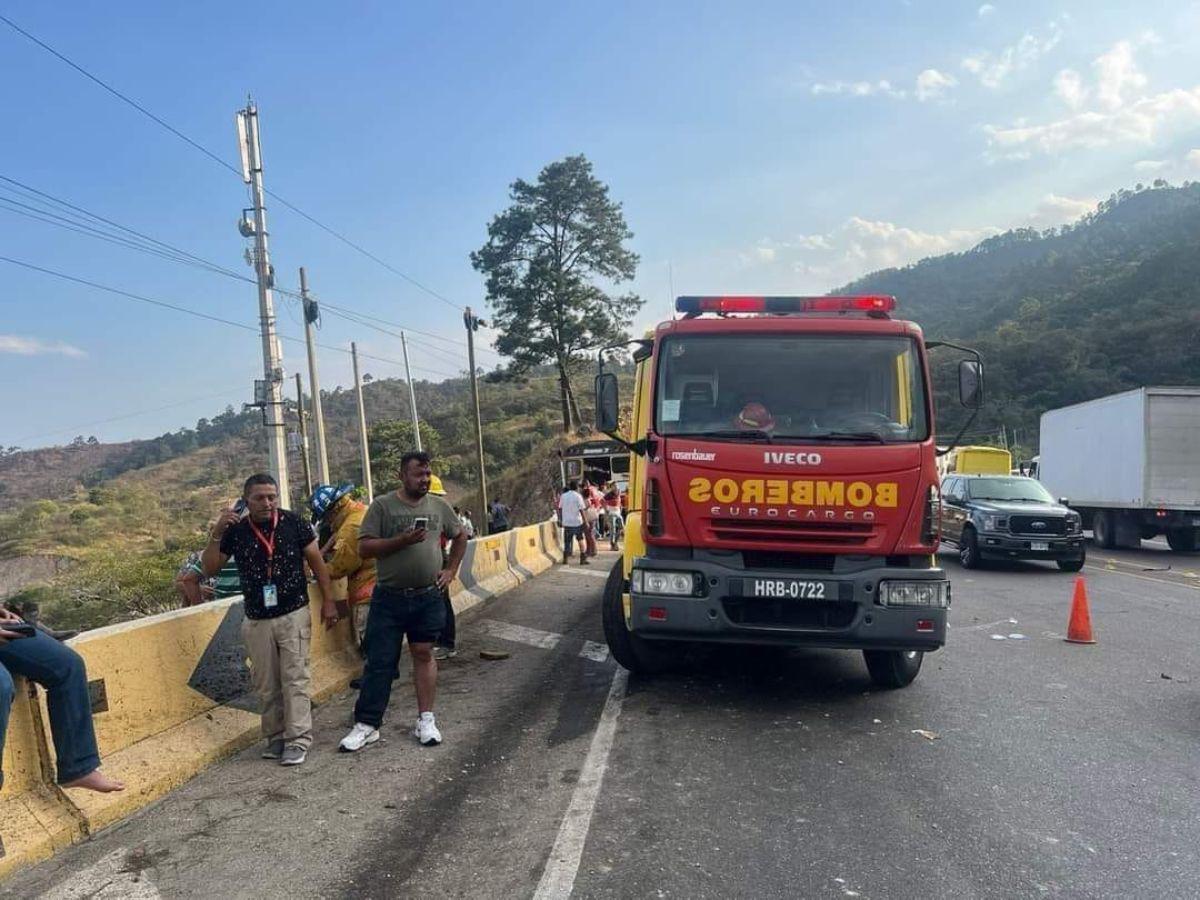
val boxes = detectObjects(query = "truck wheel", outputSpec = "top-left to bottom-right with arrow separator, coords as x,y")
1057,557 -> 1085,572
863,649 -> 923,689
601,561 -> 670,675
959,527 -> 981,569
1166,528 -> 1198,552
1093,510 -> 1116,549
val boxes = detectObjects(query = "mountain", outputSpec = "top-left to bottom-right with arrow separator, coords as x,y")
838,180 -> 1200,451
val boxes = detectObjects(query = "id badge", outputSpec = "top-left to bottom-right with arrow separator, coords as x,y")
262,583 -> 278,609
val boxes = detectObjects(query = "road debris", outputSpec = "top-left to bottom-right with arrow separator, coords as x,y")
480,649 -> 511,660
911,729 -> 940,741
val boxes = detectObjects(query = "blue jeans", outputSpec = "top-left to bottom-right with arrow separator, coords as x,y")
353,585 -> 445,728
0,631 -> 101,786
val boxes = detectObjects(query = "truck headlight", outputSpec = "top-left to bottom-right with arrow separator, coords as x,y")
878,580 -> 951,608
981,514 -> 1008,532
1067,514 -> 1082,533
631,569 -> 702,596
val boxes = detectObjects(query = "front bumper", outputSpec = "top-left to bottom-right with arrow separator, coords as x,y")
629,557 -> 947,651
976,532 -> 1085,561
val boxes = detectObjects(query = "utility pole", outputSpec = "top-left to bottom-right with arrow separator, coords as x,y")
464,307 -> 488,532
351,342 -> 373,503
294,373 -> 313,495
235,99 -> 289,503
400,331 -> 422,451
299,267 -> 330,483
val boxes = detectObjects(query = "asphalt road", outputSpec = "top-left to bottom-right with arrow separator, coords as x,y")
5,541 -> 1199,899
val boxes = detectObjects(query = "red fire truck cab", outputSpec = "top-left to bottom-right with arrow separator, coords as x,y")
594,295 -> 983,688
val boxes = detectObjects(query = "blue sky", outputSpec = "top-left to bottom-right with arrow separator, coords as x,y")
3,1 -> 1199,447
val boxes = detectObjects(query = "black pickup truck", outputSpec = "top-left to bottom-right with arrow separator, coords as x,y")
940,474 -> 1085,572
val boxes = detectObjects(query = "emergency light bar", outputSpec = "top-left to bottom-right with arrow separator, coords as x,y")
675,295 -> 896,315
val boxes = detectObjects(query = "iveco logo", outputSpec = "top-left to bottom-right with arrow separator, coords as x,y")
764,451 -> 823,466
1031,521 -> 1047,530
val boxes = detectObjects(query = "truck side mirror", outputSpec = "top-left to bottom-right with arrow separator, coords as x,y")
958,360 -> 984,409
595,373 -> 620,434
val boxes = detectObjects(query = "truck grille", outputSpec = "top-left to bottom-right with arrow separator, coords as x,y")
722,597 -> 857,629
707,518 -> 875,546
1009,515 -> 1067,536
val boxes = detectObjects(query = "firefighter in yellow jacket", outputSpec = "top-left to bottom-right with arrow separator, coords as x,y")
311,483 -> 376,648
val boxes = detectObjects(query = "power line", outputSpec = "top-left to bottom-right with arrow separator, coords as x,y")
0,12 -> 466,312
0,255 -> 462,379
0,171 -> 492,367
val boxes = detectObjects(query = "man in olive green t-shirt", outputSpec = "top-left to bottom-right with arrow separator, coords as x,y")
339,451 -> 467,751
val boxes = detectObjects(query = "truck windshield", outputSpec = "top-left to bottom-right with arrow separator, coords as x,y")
654,334 -> 929,443
967,477 -> 1055,503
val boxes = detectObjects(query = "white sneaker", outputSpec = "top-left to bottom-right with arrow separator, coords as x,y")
414,712 -> 442,746
339,722 -> 380,752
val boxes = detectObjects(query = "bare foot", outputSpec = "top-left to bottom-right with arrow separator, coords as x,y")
62,770 -> 125,792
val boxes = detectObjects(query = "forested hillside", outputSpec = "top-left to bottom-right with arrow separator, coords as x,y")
841,181 -> 1200,449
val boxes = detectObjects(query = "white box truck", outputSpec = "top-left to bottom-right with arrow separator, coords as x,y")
1038,387 -> 1200,551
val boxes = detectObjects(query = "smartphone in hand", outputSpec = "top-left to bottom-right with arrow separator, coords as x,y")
413,517 -> 429,531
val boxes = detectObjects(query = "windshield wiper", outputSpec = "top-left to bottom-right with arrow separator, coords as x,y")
806,431 -> 887,443
684,429 -> 774,443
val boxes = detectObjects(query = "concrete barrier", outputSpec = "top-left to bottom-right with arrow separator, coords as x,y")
0,681 -> 82,879
508,523 -> 557,581
0,520 -> 561,876
457,532 -> 521,603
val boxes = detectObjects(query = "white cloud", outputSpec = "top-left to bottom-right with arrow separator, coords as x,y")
1027,193 -> 1096,228
986,86 -> 1200,156
1133,159 -> 1168,172
1053,69 -> 1087,109
0,334 -> 86,358
1187,149 -> 1200,169
916,69 -> 957,102
962,21 -> 1063,88
811,79 -> 905,98
986,39 -> 1200,158
745,217 -> 999,287
1093,41 -> 1147,110
978,4 -> 996,17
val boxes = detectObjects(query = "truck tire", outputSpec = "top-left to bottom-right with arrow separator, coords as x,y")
1093,510 -> 1116,549
863,649 -> 923,689
959,527 -> 981,569
601,561 -> 670,675
1166,528 -> 1198,552
1057,557 -> 1085,572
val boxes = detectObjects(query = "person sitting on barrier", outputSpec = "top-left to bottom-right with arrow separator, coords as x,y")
455,506 -> 476,539
311,482 -> 375,651
558,482 -> 589,566
0,607 -> 125,793
203,473 -> 336,768
340,451 -> 466,751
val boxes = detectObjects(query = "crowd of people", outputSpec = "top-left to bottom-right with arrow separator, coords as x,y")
556,477 -> 624,564
0,454 -> 624,790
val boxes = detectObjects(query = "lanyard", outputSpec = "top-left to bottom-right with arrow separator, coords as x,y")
247,510 -> 279,580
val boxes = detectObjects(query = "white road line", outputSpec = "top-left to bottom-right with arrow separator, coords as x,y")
579,641 -> 610,663
954,617 -> 1019,632
534,667 -> 629,899
40,848 -> 162,899
477,619 -> 562,649
558,566 -> 611,580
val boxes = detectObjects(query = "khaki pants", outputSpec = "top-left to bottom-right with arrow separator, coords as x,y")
241,604 -> 313,750
351,602 -> 371,651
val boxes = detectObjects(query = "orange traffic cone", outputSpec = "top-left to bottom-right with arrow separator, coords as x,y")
1064,575 -> 1096,644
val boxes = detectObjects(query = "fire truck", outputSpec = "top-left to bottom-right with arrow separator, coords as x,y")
594,295 -> 983,688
